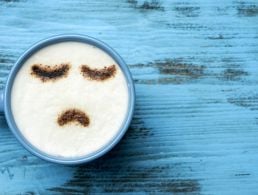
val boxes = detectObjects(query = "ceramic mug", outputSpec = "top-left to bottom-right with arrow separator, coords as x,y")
0,35 -> 135,164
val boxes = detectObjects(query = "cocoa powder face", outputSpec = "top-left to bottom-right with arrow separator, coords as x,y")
11,41 -> 129,158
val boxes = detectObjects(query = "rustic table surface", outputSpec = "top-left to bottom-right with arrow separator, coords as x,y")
0,0 -> 258,194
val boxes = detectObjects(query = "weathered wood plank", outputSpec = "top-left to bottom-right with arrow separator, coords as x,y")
0,0 -> 258,194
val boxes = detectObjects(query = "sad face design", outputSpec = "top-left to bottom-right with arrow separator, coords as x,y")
31,63 -> 117,127
11,42 -> 129,158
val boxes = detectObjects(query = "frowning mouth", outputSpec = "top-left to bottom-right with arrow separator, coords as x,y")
57,108 -> 90,127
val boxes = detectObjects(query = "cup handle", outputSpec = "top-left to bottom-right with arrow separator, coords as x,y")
0,90 -> 4,112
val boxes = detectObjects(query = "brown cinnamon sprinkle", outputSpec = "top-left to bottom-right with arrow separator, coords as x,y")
80,64 -> 116,81
57,109 -> 90,127
31,63 -> 70,82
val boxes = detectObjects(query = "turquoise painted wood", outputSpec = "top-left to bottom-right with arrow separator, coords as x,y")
0,0 -> 258,194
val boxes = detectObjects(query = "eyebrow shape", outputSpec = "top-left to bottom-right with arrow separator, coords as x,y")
31,63 -> 70,82
80,64 -> 117,81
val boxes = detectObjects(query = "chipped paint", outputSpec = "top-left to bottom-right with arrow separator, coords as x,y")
219,68 -> 248,81
0,54 -> 15,64
127,0 -> 164,11
0,0 -> 20,2
50,165 -> 200,193
173,6 -> 200,17
131,59 -> 205,84
228,95 -> 258,110
208,34 -> 224,40
237,4 -> 258,17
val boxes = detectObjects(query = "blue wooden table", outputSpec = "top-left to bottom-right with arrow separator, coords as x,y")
0,0 -> 258,194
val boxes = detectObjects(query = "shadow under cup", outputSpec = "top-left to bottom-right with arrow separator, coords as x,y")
0,35 -> 135,165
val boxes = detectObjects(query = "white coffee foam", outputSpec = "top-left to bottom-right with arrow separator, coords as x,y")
11,42 -> 129,158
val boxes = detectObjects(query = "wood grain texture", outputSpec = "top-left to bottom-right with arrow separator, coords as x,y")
0,0 -> 258,194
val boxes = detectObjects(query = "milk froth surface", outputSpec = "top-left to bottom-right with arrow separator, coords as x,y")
11,42 -> 129,158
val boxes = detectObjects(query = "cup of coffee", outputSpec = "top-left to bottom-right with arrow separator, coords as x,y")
0,35 -> 135,164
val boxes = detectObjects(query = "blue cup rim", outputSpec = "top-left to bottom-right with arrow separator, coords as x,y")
4,34 -> 135,165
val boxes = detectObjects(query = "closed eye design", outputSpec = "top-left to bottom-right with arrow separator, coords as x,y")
31,63 -> 70,82
80,64 -> 117,81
